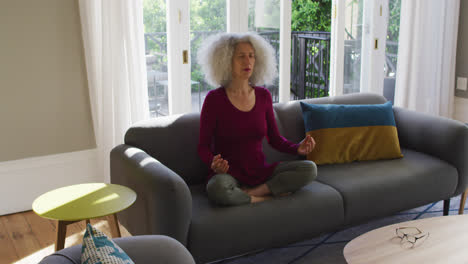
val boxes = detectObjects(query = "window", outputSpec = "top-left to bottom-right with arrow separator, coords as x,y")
190,0 -> 226,111
143,0 -> 227,117
331,0 -> 400,97
143,0 -> 168,117
248,0 -> 280,102
343,0 -> 363,94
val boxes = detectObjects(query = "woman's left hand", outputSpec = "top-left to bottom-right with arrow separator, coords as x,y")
297,135 -> 316,156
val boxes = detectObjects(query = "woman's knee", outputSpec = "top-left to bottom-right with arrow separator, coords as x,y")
268,160 -> 317,195
206,174 -> 250,206
206,174 -> 236,197
283,160 -> 317,185
298,160 -> 317,183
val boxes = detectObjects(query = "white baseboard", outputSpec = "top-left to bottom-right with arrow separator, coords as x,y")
0,149 -> 101,215
454,96 -> 468,123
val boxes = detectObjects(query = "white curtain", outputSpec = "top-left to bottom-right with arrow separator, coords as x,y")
79,0 -> 149,182
394,0 -> 460,118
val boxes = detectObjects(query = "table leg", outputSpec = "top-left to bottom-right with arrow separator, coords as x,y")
108,213 -> 121,238
443,199 -> 450,216
459,189 -> 468,215
55,220 -> 68,251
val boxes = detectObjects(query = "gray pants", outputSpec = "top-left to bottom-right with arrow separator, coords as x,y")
206,160 -> 317,206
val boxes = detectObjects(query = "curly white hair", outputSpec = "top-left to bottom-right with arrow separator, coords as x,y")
197,32 -> 278,88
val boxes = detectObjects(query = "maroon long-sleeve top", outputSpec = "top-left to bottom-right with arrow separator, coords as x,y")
198,86 -> 299,186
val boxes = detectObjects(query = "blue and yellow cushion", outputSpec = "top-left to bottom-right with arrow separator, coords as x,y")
300,101 -> 403,165
81,224 -> 134,264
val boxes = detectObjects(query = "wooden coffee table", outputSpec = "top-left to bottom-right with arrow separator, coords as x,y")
343,214 -> 468,263
32,183 -> 136,251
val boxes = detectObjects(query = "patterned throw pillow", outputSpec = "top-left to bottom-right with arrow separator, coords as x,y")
300,101 -> 403,165
81,224 -> 134,264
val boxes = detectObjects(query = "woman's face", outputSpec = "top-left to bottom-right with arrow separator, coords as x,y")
231,42 -> 256,82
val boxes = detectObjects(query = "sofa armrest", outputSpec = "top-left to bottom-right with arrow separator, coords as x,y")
117,235 -> 195,263
393,106 -> 468,194
110,144 -> 192,245
39,235 -> 195,264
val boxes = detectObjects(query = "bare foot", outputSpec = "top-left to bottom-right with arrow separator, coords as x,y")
242,184 -> 271,197
250,195 -> 272,203
241,186 -> 255,196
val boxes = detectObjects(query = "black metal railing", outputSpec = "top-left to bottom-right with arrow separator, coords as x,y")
291,31 -> 331,100
234,30 -> 332,102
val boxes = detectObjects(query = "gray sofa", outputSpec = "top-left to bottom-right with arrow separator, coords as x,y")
111,93 -> 468,263
39,235 -> 195,264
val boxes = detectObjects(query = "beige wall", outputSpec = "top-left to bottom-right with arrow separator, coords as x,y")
0,0 -> 95,162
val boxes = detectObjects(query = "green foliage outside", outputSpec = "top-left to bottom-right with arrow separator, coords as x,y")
387,0 -> 401,44
143,0 -> 167,73
290,0 -> 332,97
143,0 -> 166,33
291,0 -> 332,32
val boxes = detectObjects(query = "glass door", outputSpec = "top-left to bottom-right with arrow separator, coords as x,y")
332,0 -> 397,97
143,0 -> 227,116
143,0 -> 168,117
144,1 -> 297,116
248,0 -> 281,102
190,0 -> 227,112
383,0 -> 401,103
343,0 -> 363,94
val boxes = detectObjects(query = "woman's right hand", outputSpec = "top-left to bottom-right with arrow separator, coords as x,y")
211,154 -> 229,174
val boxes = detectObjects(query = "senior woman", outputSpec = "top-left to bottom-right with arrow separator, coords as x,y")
197,32 -> 317,206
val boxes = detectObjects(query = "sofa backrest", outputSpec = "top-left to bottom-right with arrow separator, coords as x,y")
125,112 -> 208,185
125,92 -> 387,185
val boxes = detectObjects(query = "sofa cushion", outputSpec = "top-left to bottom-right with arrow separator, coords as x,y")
263,93 -> 388,165
316,148 -> 458,225
187,181 -> 345,263
299,101 -> 403,165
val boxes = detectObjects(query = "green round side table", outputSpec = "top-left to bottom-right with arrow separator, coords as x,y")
32,183 -> 136,251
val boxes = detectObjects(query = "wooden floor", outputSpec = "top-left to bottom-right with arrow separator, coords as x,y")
0,210 -> 131,264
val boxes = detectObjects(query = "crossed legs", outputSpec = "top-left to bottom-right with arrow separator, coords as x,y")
206,160 -> 317,206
